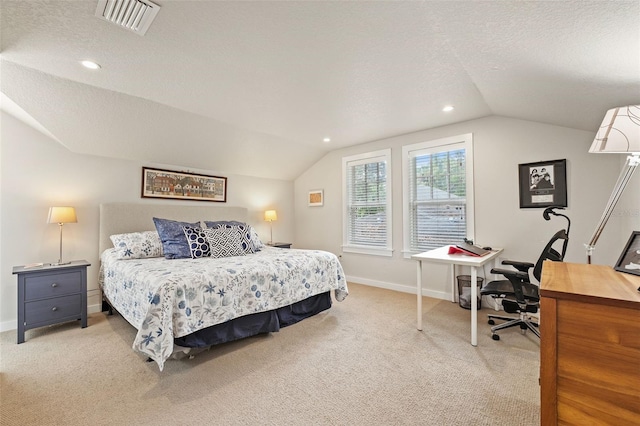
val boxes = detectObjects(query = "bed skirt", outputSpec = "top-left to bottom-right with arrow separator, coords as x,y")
105,292 -> 332,349
174,291 -> 332,347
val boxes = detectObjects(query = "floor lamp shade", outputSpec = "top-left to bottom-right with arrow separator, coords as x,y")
589,105 -> 640,154
586,105 -> 640,263
48,206 -> 77,265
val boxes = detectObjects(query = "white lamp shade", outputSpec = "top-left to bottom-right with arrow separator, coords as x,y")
264,210 -> 277,222
589,105 -> 640,154
47,206 -> 77,224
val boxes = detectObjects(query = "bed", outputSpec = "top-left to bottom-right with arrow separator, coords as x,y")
98,203 -> 348,370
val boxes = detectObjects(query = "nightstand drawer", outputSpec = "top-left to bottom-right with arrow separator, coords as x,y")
24,294 -> 82,326
24,271 -> 82,301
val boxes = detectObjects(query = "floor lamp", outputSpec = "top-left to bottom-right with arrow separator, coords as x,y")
585,105 -> 640,264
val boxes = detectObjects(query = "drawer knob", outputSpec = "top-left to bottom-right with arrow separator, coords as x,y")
51,283 -> 58,288
51,307 -> 58,312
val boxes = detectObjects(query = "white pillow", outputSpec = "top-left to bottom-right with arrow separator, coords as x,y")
249,225 -> 265,251
110,231 -> 164,260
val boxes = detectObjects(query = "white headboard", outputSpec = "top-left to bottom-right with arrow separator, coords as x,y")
99,202 -> 248,254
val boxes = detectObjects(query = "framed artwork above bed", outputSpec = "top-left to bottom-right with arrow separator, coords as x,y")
142,167 -> 227,202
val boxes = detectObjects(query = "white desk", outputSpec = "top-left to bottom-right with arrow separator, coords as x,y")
412,246 -> 503,346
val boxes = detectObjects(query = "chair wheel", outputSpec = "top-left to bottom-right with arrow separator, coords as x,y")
488,319 -> 495,325
492,334 -> 500,341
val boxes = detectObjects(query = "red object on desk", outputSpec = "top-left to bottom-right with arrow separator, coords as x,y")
448,245 -> 481,257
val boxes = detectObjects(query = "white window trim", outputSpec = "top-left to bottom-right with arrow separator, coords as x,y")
342,148 -> 393,257
402,134 -> 474,258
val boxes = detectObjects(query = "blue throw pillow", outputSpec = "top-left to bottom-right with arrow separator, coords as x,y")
153,217 -> 201,259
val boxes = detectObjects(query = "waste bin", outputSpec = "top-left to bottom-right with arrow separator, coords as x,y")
457,275 -> 483,310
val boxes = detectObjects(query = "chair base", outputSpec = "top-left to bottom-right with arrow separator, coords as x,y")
487,312 -> 540,340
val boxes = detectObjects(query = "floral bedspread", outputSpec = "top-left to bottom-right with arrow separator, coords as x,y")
99,247 -> 348,370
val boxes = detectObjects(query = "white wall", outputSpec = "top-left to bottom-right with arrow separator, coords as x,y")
0,112 -> 294,331
3,111 -> 638,330
294,116 -> 640,299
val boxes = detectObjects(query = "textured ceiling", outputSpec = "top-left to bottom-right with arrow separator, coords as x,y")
1,0 -> 639,180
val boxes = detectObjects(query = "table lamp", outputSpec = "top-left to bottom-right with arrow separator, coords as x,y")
264,210 -> 277,244
585,105 -> 640,263
47,206 -> 77,265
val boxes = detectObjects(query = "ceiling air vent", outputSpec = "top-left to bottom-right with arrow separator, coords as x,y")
95,0 -> 160,36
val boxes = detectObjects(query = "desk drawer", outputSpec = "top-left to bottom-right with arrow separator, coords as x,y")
24,294 -> 82,326
24,271 -> 82,300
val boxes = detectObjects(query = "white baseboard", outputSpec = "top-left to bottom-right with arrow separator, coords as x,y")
0,319 -> 17,333
88,302 -> 102,315
0,303 -> 103,332
345,275 -> 450,300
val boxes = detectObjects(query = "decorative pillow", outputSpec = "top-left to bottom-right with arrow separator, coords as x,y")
153,217 -> 201,259
110,231 -> 164,259
203,227 -> 246,258
204,220 -> 244,228
182,226 -> 211,259
204,221 -> 257,253
248,225 -> 265,251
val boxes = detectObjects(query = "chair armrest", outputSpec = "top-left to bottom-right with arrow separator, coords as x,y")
501,259 -> 535,272
490,267 -> 529,281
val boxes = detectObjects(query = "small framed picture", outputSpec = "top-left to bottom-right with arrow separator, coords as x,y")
518,159 -> 567,208
308,189 -> 324,207
614,231 -> 640,276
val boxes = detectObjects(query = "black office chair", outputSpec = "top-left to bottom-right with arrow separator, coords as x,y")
480,207 -> 570,341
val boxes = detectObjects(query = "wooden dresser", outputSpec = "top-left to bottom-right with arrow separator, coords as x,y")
539,262 -> 640,425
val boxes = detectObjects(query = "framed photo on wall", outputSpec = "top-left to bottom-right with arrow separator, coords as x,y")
518,159 -> 567,208
141,167 -> 227,202
614,231 -> 640,276
308,189 -> 324,206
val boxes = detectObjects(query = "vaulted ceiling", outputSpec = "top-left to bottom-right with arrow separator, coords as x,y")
2,1 -> 639,180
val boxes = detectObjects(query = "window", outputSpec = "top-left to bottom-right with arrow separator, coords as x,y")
342,149 -> 392,256
402,134 -> 474,256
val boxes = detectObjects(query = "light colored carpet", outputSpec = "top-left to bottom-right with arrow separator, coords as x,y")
0,283 -> 540,425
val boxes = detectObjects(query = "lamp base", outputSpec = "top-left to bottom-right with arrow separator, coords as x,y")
51,261 -> 71,266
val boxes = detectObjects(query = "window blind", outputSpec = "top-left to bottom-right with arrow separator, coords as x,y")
346,157 -> 388,248
408,147 -> 466,251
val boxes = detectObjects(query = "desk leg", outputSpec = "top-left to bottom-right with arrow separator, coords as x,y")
470,266 -> 478,346
417,260 -> 423,331
451,264 -> 456,303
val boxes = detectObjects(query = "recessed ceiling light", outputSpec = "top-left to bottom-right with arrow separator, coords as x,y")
323,137 -> 331,143
442,105 -> 454,112
81,60 -> 101,70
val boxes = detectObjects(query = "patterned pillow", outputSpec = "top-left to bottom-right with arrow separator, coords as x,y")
182,226 -> 211,259
110,231 -> 164,259
204,220 -> 244,228
203,227 -> 246,258
153,217 -> 201,259
204,221 -> 257,253
248,225 -> 265,251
